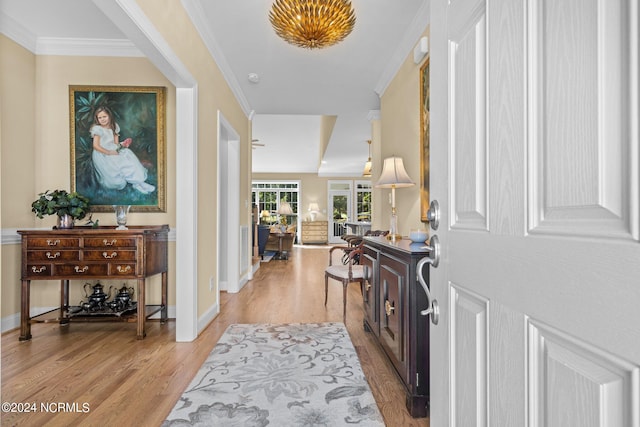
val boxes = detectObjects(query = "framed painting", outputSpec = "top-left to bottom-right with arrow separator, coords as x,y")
419,57 -> 430,222
69,85 -> 166,212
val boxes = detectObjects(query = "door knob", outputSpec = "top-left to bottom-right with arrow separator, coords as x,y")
417,255 -> 439,325
427,200 -> 440,230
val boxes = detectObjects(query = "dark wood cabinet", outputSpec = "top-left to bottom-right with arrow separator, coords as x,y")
18,225 -> 169,341
363,236 -> 431,417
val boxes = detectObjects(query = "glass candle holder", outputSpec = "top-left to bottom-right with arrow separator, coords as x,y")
113,205 -> 131,230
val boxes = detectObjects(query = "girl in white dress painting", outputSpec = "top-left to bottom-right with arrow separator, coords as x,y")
91,106 -> 155,194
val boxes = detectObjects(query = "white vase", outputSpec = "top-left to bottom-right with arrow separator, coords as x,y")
113,205 -> 131,230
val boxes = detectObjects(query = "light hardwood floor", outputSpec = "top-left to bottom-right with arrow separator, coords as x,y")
2,244 -> 430,427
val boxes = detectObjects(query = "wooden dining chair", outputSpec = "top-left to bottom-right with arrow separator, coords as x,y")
324,242 -> 366,321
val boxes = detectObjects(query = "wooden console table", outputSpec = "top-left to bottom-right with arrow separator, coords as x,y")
361,236 -> 431,417
18,225 -> 169,341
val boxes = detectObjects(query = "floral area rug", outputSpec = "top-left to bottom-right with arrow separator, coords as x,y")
162,323 -> 385,426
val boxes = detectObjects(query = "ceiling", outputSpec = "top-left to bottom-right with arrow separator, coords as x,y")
0,0 -> 430,176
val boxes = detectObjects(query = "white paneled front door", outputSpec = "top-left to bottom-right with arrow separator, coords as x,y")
429,0 -> 640,425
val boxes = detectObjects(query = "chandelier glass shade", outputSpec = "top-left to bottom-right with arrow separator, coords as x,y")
269,0 -> 356,49
363,140 -> 372,177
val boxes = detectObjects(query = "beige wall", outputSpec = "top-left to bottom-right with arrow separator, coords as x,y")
0,35 -> 177,315
1,37 -> 38,317
1,0 -> 252,325
378,28 -> 430,237
137,0 -> 251,317
1,37 -> 37,228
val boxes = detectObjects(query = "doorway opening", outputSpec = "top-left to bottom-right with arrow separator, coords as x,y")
217,112 -> 241,294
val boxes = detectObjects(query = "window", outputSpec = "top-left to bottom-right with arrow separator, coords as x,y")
252,181 -> 299,225
355,181 -> 372,222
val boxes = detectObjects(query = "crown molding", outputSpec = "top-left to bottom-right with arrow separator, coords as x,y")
374,1 -> 430,97
0,10 -> 142,57
37,37 -> 142,56
0,11 -> 37,52
181,0 -> 252,118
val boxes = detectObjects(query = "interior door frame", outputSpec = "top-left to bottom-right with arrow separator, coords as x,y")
327,180 -> 353,243
217,111 -> 241,294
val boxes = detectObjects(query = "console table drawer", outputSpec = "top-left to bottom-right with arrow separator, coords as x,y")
27,250 -> 79,262
26,238 -> 80,249
55,264 -> 109,276
26,264 -> 53,277
84,250 -> 137,261
110,263 -> 137,276
84,237 -> 137,248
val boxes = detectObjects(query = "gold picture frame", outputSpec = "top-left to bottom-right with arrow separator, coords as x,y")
69,85 -> 166,212
419,57 -> 430,222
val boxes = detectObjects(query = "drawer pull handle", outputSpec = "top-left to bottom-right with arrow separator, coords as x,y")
74,266 -> 89,273
32,266 -> 46,273
363,266 -> 372,291
46,252 -> 61,259
385,300 -> 395,316
117,265 -> 132,273
102,252 -> 118,259
103,239 -> 117,246
46,239 -> 60,246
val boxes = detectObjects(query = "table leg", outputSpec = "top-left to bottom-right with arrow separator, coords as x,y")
19,280 -> 32,341
136,278 -> 146,339
161,271 -> 168,324
60,280 -> 70,325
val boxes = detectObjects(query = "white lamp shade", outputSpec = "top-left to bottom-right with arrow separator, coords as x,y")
308,203 -> 320,212
278,201 -> 293,215
363,159 -> 372,177
375,156 -> 415,188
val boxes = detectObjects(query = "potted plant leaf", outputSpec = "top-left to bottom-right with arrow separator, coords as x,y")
31,190 -> 90,229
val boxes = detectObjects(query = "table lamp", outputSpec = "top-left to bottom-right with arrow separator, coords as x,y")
260,210 -> 271,224
308,203 -> 320,221
278,201 -> 293,225
375,156 -> 415,240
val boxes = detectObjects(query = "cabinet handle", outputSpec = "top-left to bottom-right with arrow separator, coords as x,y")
46,239 -> 60,246
74,266 -> 89,273
103,239 -> 117,246
117,265 -> 132,273
363,265 -> 372,291
46,252 -> 61,259
32,266 -> 46,273
384,300 -> 395,316
102,252 -> 118,259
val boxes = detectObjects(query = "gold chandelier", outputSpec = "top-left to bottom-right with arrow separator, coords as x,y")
269,0 -> 356,49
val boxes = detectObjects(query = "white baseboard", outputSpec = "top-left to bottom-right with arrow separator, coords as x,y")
198,302 -> 220,335
1,306 -> 58,333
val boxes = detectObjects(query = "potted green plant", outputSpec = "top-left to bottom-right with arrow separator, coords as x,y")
31,189 -> 90,229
